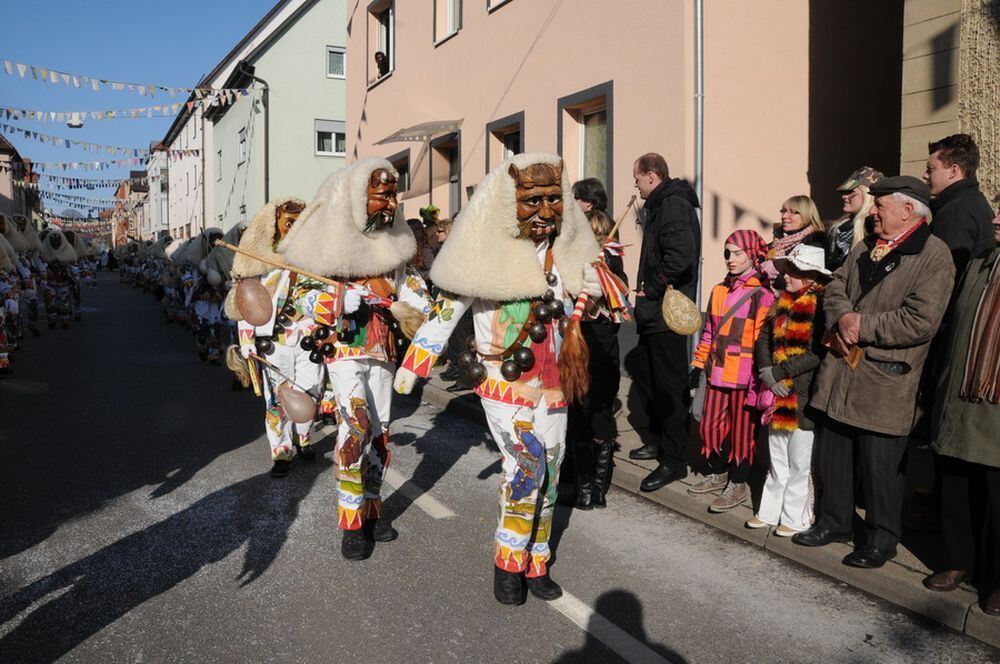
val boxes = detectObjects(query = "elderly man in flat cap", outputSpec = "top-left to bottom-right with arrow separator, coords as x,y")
793,176 -> 955,569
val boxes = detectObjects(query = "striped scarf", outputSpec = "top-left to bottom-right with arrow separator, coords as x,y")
770,286 -> 821,431
961,253 -> 1000,403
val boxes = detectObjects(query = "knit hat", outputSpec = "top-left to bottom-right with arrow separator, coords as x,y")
725,229 -> 767,264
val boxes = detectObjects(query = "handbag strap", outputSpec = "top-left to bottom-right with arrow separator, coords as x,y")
717,285 -> 764,331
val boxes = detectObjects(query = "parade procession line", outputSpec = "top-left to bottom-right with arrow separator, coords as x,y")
412,371 -> 1000,651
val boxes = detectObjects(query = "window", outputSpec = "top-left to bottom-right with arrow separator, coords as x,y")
216,150 -> 222,181
487,0 -> 513,12
218,214 -> 223,225
327,46 -> 346,78
486,111 -> 523,170
186,172 -> 190,196
434,0 -> 462,43
315,119 -> 347,156
557,81 -> 614,210
388,149 -> 410,193
160,167 -> 168,193
367,0 -> 394,84
238,128 -> 247,164
240,205 -> 247,225
430,132 -> 461,217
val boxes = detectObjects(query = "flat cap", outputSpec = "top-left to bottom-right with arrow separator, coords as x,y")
869,175 -> 931,207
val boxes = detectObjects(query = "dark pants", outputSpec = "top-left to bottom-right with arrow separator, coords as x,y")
633,330 -> 690,469
815,416 -> 908,549
940,456 -> 1000,587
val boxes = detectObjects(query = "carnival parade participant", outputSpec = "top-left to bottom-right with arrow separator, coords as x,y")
229,198 -> 324,477
12,215 -> 44,338
39,229 -> 78,330
182,228 -> 225,363
394,154 -> 608,605
277,158 -> 431,561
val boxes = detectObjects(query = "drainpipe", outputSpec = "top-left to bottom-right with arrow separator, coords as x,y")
237,61 -> 270,201
691,0 -> 705,359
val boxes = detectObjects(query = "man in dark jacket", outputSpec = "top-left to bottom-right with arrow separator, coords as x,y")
628,153 -> 701,491
924,133 -> 995,273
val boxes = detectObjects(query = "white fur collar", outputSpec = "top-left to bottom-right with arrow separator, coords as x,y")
430,152 -> 599,300
40,231 -> 78,263
280,158 -> 415,278
230,196 -> 304,279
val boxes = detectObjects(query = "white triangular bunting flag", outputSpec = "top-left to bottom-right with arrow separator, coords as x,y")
16,63 -> 26,78
61,73 -> 70,85
2,61 -> 12,75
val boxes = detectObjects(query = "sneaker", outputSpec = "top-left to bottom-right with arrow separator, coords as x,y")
708,481 -> 748,513
688,472 -> 729,495
746,516 -> 771,529
775,525 -> 800,538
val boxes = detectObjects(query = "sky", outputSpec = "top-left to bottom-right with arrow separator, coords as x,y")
0,0 -> 279,217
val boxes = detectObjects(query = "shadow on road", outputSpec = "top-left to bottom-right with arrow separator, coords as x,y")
0,458 -> 328,662
553,590 -> 687,664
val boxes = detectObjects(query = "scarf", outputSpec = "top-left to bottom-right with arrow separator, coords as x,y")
770,226 -> 815,259
961,251 -> 1000,403
870,220 -> 925,262
770,285 -> 821,431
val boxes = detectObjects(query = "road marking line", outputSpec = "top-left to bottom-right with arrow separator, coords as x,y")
549,591 -> 672,664
382,467 -> 456,519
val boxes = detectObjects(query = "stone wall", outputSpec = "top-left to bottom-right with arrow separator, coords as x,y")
959,0 -> 1000,199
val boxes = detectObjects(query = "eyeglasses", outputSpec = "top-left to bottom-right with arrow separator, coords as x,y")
779,209 -> 801,215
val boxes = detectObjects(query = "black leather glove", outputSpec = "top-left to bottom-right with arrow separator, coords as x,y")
688,367 -> 703,390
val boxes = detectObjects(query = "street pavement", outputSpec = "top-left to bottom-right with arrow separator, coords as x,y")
1,274 -> 998,663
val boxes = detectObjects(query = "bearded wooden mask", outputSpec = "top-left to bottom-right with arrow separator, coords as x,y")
365,168 -> 398,233
274,200 -> 305,244
509,161 -> 564,242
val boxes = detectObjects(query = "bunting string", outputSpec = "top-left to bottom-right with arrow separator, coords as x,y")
1,88 -> 257,123
2,57 -> 250,98
0,122 -> 192,158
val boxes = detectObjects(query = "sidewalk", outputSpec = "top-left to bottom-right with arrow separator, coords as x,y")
412,368 -> 1000,649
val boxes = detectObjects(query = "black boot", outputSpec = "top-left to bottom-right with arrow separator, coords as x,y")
592,439 -> 615,508
270,459 -> 291,478
493,567 -> 526,605
365,518 -> 398,543
572,439 -> 594,510
341,529 -> 373,561
526,573 -> 563,601
295,443 -> 316,462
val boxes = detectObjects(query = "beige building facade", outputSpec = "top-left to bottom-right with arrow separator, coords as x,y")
346,0 -> 906,300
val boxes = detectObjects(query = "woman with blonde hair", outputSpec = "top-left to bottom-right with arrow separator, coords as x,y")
761,195 -> 826,286
827,166 -> 884,271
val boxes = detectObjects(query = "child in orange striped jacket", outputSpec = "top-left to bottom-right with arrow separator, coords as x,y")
689,229 -> 775,513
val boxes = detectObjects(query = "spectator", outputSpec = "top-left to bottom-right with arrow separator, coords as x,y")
748,243 -> 830,535
761,195 -> 825,286
793,176 -> 955,569
827,167 -> 885,271
568,208 -> 626,509
688,230 -> 774,512
924,199 -> 1000,614
924,133 -> 995,273
407,218 -> 434,283
432,217 -> 474,388
572,178 -> 608,214
628,153 -> 701,492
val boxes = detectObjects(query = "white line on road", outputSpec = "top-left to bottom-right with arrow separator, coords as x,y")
382,467 -> 456,519
549,591 -> 673,664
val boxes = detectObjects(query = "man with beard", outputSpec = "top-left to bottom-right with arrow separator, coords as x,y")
278,159 -> 431,561
394,154 -> 603,605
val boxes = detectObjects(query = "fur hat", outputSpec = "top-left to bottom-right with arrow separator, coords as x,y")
0,235 -> 16,271
165,238 -> 188,262
430,153 -> 599,300
280,159 -> 416,278
40,229 -> 78,264
233,196 -> 305,278
0,214 -> 27,253
180,227 -> 223,269
149,235 -> 173,259
12,215 -> 41,252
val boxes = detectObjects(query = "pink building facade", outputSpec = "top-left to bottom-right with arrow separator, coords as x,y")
346,0 -> 904,300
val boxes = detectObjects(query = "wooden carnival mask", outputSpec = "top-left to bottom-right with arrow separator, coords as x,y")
365,168 -> 398,233
273,200 -> 305,244
509,161 -> 564,243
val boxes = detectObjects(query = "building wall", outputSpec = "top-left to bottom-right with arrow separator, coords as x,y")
900,0 -> 961,178
958,0 -> 1000,200
211,0 -> 347,231
347,0 -> 825,301
0,154 -> 17,217
147,153 -> 170,239
167,109 -> 205,238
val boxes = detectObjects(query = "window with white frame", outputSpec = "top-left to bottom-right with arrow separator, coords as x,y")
315,119 -> 347,156
238,128 -> 247,164
435,0 -> 461,42
216,150 -> 222,181
368,1 -> 394,83
327,46 -> 346,78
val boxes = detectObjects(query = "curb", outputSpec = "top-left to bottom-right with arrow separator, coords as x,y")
409,371 -> 1000,650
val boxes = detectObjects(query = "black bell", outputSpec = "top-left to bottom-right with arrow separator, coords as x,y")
501,360 -> 522,382
255,338 -> 274,355
545,272 -> 558,286
457,351 -> 476,367
337,330 -> 354,343
513,347 -> 535,371
321,342 -> 336,357
281,303 -> 296,316
550,300 -> 565,319
542,289 -> 555,303
300,336 -> 317,351
534,303 -> 553,323
558,318 -> 570,334
467,362 -> 487,384
275,314 -> 290,327
314,326 -> 332,341
309,349 -> 324,364
528,322 -> 548,343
